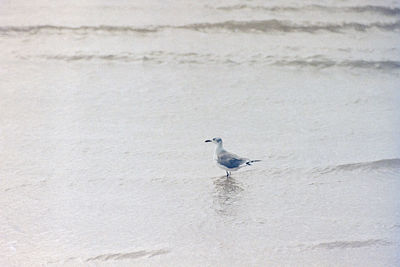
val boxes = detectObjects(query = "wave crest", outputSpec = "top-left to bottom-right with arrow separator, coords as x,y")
275,59 -> 400,70
179,20 -> 400,33
19,53 -> 400,72
1,20 -> 399,35
215,4 -> 400,17
0,25 -> 159,35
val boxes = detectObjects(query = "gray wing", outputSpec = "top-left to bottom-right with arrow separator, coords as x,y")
217,151 -> 247,168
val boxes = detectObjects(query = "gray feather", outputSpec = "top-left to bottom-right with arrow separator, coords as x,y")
217,151 -> 247,168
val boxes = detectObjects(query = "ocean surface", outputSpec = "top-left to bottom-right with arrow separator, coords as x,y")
0,0 -> 400,266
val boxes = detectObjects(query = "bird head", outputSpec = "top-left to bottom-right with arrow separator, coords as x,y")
205,137 -> 223,144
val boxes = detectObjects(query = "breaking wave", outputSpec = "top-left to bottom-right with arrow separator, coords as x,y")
20,53 -> 400,71
0,25 -> 159,35
1,20 -> 399,36
179,20 -> 400,33
274,59 -> 400,70
178,19 -> 400,33
215,4 -> 400,17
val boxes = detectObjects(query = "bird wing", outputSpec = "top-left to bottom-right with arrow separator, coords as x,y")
217,151 -> 247,168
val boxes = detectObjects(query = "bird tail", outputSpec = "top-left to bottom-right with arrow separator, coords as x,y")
246,159 -> 261,166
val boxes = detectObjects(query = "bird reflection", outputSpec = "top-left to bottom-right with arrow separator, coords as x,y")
213,176 -> 244,217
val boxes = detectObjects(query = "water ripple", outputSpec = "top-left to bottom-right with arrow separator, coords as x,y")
312,239 -> 391,250
86,249 -> 169,261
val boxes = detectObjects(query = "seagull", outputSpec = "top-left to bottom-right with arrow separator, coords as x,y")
205,137 -> 261,177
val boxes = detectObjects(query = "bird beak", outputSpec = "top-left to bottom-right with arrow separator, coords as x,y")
205,140 -> 211,143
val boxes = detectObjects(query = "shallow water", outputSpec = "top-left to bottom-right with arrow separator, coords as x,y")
1,0 -> 400,266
